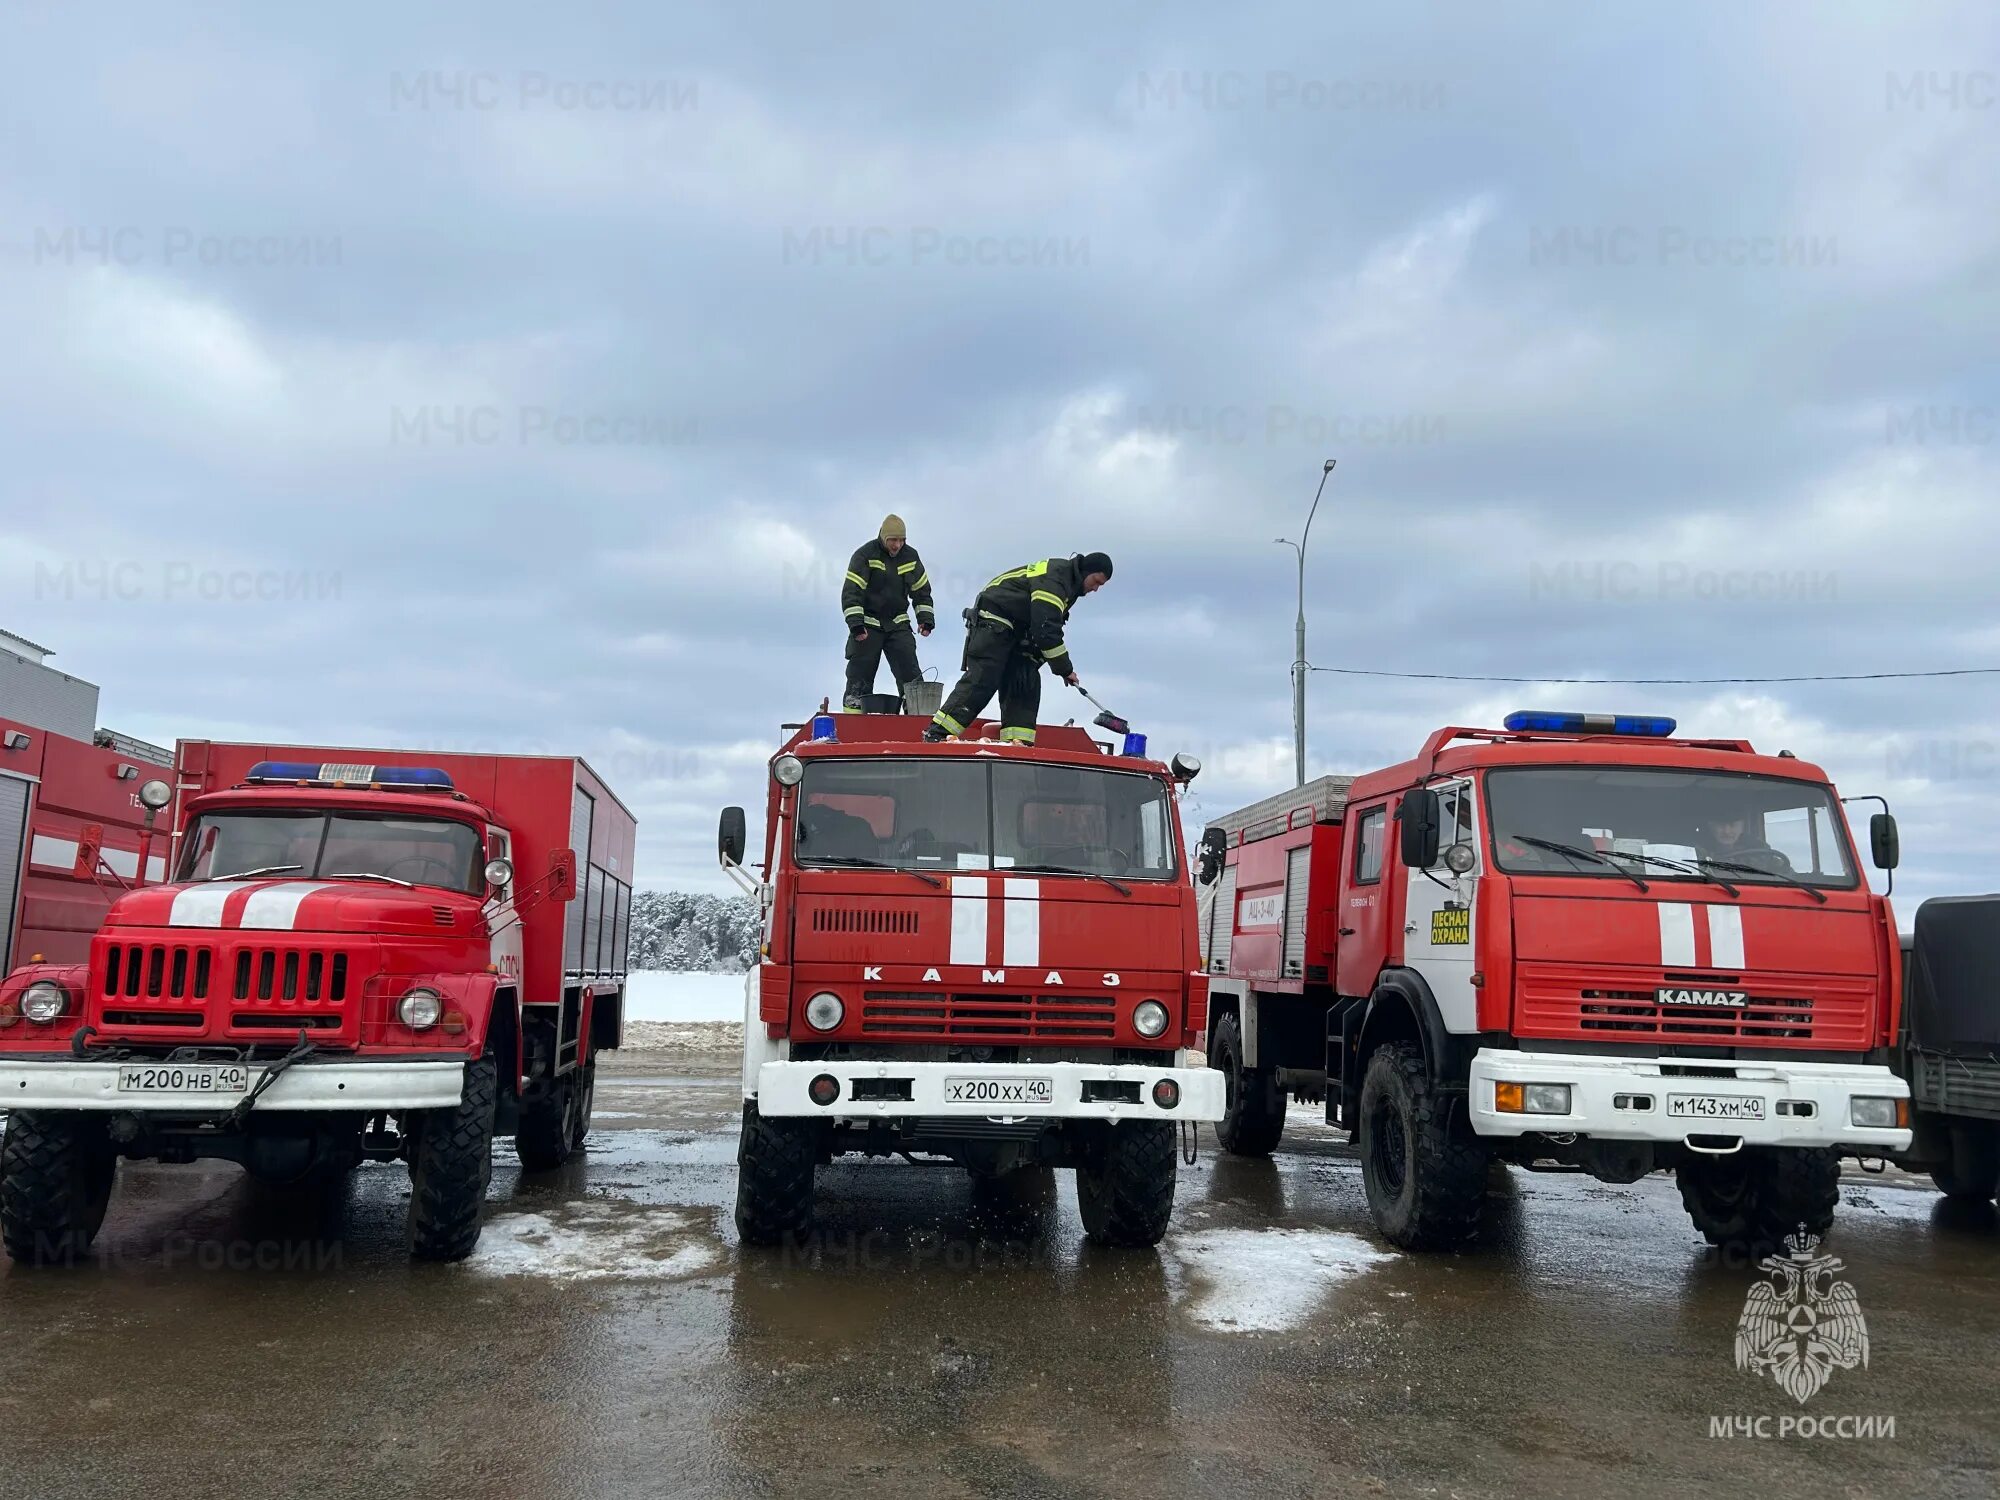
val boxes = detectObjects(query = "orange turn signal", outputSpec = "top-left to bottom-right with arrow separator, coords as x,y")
1494,1081 -> 1525,1114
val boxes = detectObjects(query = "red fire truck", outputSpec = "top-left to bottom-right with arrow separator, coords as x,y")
0,740 -> 635,1264
719,712 -> 1221,1248
1198,711 -> 1911,1252
2,713 -> 171,977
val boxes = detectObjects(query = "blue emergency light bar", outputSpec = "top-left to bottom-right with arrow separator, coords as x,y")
1502,711 -> 1677,738
245,761 -> 456,790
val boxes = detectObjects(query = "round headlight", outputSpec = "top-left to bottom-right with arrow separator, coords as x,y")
1133,999 -> 1170,1038
398,988 -> 443,1031
484,857 -> 514,889
21,980 -> 67,1025
804,992 -> 845,1032
1444,842 -> 1477,875
773,754 -> 805,787
138,779 -> 173,810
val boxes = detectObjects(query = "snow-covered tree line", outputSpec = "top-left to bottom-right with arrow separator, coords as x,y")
627,890 -> 761,972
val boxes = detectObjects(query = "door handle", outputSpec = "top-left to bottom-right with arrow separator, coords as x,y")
1339,927 -> 1356,936
1404,922 -> 1418,934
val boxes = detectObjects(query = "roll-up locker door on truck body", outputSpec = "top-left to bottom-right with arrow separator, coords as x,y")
1210,864 -> 1238,972
1283,845 -> 1311,977
566,785 -> 594,975
0,774 -> 30,974
585,865 -> 608,975
612,880 -> 631,974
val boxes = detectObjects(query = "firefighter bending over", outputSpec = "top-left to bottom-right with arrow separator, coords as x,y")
841,514 -> 935,712
924,552 -> 1113,745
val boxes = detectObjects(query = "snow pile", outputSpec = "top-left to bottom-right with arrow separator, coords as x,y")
1165,1227 -> 1396,1332
472,1204 -> 722,1281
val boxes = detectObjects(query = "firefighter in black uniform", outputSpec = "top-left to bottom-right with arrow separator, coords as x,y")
841,514 -> 936,712
925,552 -> 1113,744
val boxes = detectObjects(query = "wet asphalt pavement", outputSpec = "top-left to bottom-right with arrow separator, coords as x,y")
2,1054 -> 1996,1500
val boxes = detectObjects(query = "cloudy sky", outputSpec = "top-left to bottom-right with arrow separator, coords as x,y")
2,2 -> 1995,904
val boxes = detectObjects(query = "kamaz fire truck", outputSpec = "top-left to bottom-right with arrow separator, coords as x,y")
720,711 -> 1221,1248
0,741 -> 634,1264
1198,711 -> 1911,1253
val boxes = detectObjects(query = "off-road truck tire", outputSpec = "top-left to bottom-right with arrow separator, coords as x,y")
1358,1043 -> 1489,1250
407,1055 -> 497,1262
1212,1011 -> 1285,1158
1076,1121 -> 1177,1248
0,1112 -> 117,1266
734,1101 -> 819,1246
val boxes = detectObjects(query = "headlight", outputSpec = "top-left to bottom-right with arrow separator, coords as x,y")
21,981 -> 66,1025
1495,1081 -> 1572,1115
1133,999 -> 1170,1038
1851,1096 -> 1905,1130
773,754 -> 805,787
398,988 -> 443,1030
804,992 -> 845,1031
1444,842 -> 1477,875
138,778 -> 173,810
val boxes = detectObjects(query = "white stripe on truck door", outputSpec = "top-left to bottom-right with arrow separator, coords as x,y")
951,876 -> 988,966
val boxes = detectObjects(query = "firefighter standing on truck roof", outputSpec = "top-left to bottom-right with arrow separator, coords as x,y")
841,514 -> 936,712
925,552 -> 1113,745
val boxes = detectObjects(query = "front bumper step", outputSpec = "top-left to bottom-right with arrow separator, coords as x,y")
0,1058 -> 468,1114
755,1057 -> 1225,1123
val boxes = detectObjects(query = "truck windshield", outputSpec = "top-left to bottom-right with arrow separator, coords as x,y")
177,810 -> 485,894
795,759 -> 1178,881
1484,767 -> 1858,889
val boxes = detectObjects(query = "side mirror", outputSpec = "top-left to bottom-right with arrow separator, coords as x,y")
1398,788 -> 1441,870
548,849 -> 578,903
719,806 -> 748,867
1870,812 -> 1900,871
1197,825 -> 1226,886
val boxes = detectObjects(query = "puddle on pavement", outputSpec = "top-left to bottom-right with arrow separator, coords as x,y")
473,1202 -> 726,1281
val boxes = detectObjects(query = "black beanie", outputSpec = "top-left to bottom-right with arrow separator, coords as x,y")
1077,551 -> 1114,579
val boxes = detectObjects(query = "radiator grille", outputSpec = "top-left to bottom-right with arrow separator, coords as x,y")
1515,964 -> 1875,1048
861,990 -> 1117,1041
231,949 -> 348,1003
102,943 -> 213,1001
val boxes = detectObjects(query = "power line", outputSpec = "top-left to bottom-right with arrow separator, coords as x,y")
1306,664 -> 2000,686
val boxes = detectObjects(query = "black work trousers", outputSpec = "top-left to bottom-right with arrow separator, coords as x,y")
933,620 -> 1041,742
844,625 -> 921,709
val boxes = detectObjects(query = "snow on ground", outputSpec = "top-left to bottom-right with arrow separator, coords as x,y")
1164,1228 -> 1398,1332
472,1203 -> 723,1281
623,971 -> 746,1023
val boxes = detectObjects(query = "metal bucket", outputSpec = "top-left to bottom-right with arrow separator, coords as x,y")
901,680 -> 943,716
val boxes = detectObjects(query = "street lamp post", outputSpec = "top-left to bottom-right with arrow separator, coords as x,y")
1275,459 -> 1337,788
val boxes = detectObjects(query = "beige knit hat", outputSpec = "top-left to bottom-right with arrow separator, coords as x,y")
879,513 -> 907,542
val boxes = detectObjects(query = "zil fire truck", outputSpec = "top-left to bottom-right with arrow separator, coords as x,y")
719,710 -> 1222,1248
1198,711 -> 1911,1253
0,740 -> 634,1264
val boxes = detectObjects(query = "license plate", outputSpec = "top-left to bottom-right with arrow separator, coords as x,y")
1668,1093 -> 1766,1121
943,1076 -> 1052,1106
117,1063 -> 253,1095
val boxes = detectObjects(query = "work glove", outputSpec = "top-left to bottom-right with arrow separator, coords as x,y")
918,622 -> 933,637
852,627 -> 869,642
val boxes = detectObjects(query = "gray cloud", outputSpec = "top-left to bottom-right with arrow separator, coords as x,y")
2,1 -> 1995,905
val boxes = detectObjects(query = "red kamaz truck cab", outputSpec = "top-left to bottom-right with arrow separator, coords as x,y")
720,712 -> 1222,1248
0,741 -> 634,1264
1200,711 -> 1911,1253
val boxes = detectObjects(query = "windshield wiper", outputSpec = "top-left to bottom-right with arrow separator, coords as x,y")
205,864 -> 302,882
798,856 -> 944,889
1700,857 -> 1829,904
1594,848 -> 1740,898
1005,862 -> 1132,897
1514,837 -> 1649,892
325,871 -> 417,889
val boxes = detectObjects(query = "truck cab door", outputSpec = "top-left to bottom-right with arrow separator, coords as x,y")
1400,780 -> 1480,1032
